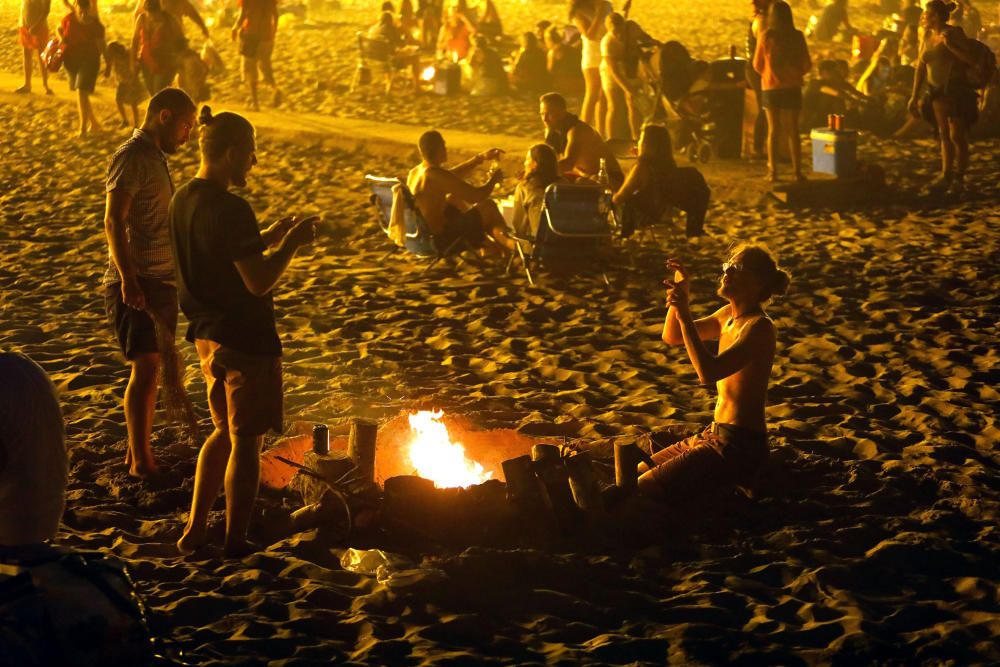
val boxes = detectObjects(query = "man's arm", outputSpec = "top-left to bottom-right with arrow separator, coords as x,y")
432,167 -> 501,205
557,126 -> 582,173
451,148 -> 503,179
104,190 -> 146,308
178,0 -> 210,37
231,5 -> 246,40
234,218 -> 315,296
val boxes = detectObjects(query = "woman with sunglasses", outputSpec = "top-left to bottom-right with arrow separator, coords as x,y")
638,244 -> 790,502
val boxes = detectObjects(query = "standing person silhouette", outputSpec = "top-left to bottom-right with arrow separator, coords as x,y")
103,88 -> 196,479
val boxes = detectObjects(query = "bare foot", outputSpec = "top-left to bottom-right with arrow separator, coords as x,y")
128,459 -> 161,479
177,527 -> 207,555
44,87 -> 53,95
14,85 -> 30,94
223,539 -> 262,559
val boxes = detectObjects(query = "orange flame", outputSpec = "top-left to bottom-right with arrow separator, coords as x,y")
406,410 -> 491,488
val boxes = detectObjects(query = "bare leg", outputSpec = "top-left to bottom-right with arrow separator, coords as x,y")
596,88 -> 608,138
931,99 -> 954,178
131,104 -> 140,127
600,72 -> 618,142
473,199 -> 516,253
581,67 -> 601,128
259,46 -> 282,105
37,52 -> 51,93
17,47 -> 32,92
950,117 -> 969,176
78,90 -> 103,135
223,433 -> 264,556
117,100 -> 129,126
177,427 -> 231,554
782,107 -> 803,181
624,90 -> 641,141
764,107 -> 778,181
124,353 -> 160,477
243,56 -> 260,111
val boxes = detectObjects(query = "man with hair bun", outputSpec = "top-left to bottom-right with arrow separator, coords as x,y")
639,244 -> 791,502
103,87 -> 196,479
171,106 -> 316,557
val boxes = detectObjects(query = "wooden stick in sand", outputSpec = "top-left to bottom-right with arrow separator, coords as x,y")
348,418 -> 378,485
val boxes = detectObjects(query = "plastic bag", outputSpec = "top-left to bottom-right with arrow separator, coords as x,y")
339,549 -> 446,590
339,548 -> 413,576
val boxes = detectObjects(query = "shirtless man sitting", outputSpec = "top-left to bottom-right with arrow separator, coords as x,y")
540,91 -> 624,189
639,243 -> 791,501
407,130 -> 515,254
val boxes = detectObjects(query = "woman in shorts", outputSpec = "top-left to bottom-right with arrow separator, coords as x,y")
908,0 -> 978,193
570,0 -> 612,135
753,0 -> 812,182
60,0 -> 106,136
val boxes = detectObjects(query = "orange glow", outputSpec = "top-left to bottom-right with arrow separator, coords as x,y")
406,410 -> 491,488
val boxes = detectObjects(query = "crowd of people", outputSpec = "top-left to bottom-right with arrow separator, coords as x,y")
4,0 -> 999,557
15,0 -> 280,135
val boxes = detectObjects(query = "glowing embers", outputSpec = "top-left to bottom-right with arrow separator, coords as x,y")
406,410 -> 492,488
420,66 -> 436,82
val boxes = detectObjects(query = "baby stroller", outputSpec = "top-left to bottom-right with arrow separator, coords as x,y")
650,41 -> 747,163
650,41 -> 714,163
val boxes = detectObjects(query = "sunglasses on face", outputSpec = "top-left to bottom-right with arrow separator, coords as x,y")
722,260 -> 744,276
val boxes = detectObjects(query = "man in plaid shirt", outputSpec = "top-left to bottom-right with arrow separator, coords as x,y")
102,88 -> 196,478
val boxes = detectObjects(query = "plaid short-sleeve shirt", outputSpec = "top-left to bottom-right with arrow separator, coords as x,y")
102,129 -> 176,286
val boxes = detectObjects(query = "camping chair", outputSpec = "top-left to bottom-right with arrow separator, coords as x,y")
507,183 -> 614,286
351,33 -> 405,94
365,174 -> 469,273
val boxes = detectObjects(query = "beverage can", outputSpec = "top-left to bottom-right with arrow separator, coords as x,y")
313,424 -> 329,455
827,114 -> 836,129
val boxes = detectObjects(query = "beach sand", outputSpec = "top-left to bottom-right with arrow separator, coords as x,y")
2,0 -> 999,664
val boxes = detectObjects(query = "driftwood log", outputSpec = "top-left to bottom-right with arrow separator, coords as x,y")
615,442 -> 641,492
348,418 -> 378,485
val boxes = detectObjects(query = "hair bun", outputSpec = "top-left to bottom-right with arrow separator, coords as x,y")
771,268 -> 791,297
198,105 -> 213,126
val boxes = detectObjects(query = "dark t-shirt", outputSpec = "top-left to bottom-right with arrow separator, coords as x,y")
169,178 -> 281,356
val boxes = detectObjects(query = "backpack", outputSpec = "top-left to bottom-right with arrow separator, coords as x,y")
0,545 -> 158,667
964,39 -> 998,89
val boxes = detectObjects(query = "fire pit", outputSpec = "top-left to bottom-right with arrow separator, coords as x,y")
273,410 -> 641,547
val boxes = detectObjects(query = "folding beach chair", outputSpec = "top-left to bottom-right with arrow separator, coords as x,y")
350,33 -> 406,94
365,174 -> 469,273
507,182 -> 614,286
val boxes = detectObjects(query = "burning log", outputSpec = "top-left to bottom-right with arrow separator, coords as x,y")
348,418 -> 378,486
565,451 -> 602,511
531,444 -> 579,531
501,455 -> 543,506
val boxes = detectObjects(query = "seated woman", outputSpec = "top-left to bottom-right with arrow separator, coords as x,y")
467,33 -> 507,95
510,31 -> 550,94
546,25 -> 584,95
510,143 -> 565,239
0,353 -> 67,547
438,7 -> 473,61
612,124 -> 710,238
